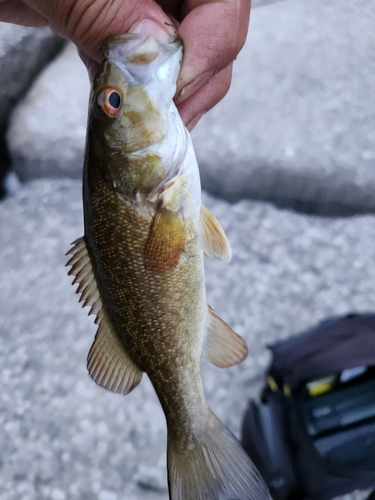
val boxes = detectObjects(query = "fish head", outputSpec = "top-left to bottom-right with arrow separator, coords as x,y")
87,33 -> 186,201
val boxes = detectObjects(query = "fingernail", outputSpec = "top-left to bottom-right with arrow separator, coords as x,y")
175,70 -> 214,105
132,19 -> 177,44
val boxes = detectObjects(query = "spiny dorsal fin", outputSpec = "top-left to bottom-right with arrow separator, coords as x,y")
204,306 -> 248,368
66,237 -> 99,310
144,207 -> 186,272
66,237 -> 142,394
200,205 -> 232,262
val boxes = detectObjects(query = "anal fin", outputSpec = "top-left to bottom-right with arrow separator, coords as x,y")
66,237 -> 143,394
87,309 -> 143,394
200,204 -> 232,262
204,306 -> 248,368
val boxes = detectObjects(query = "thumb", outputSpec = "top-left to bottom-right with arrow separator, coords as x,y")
33,0 -> 176,63
175,0 -> 250,104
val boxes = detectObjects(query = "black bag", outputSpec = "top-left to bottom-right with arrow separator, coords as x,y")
241,313 -> 375,500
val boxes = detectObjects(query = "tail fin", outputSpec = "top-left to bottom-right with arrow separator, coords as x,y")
167,413 -> 270,500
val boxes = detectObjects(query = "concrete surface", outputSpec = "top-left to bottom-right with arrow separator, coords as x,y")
0,23 -> 64,195
0,178 -> 373,499
192,0 -> 375,215
0,24 -> 63,131
6,1 -> 375,216
7,43 -> 89,181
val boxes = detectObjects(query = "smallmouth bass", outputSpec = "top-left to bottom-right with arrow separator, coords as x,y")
67,32 -> 269,500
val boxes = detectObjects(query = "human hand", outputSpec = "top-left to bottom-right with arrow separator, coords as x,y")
0,0 -> 250,130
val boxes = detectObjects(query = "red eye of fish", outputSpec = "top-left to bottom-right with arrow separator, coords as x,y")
98,88 -> 122,117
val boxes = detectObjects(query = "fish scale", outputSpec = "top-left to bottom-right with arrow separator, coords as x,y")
85,162 -> 206,427
67,32 -> 270,500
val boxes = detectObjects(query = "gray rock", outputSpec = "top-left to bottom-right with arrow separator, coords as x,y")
0,178 -> 373,499
251,0 -> 286,7
7,1 -> 375,216
7,43 -> 89,181
191,0 -> 375,215
133,463 -> 169,492
2,0 -> 284,184
3,170 -> 21,197
0,24 -> 64,132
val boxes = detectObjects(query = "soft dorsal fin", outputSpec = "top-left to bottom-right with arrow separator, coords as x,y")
144,206 -> 186,272
204,306 -> 248,368
200,205 -> 232,262
66,237 -> 142,394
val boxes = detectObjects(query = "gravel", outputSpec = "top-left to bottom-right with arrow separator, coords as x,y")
0,178 -> 373,499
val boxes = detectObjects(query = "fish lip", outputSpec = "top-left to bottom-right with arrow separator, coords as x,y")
101,33 -> 143,57
101,33 -> 182,60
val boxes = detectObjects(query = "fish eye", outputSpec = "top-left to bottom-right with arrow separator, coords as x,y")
97,87 -> 122,117
108,91 -> 121,108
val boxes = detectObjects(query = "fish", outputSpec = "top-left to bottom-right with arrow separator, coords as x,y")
66,32 -> 270,500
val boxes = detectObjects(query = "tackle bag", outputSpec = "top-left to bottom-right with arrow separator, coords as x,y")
241,313 -> 375,500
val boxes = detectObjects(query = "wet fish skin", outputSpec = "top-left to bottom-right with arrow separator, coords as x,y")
67,33 -> 270,500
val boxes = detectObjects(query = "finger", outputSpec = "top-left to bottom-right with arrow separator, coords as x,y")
177,64 -> 233,131
77,49 -> 100,82
23,0 -> 177,64
0,0 -> 48,26
154,0 -> 185,22
175,0 -> 250,103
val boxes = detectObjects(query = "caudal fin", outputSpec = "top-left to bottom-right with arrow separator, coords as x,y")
167,413 -> 270,500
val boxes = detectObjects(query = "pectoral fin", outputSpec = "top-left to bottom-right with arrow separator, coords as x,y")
145,207 -> 186,272
204,306 -> 248,368
200,205 -> 232,262
66,237 -> 142,394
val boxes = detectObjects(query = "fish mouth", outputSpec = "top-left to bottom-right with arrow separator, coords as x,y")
101,33 -> 143,56
101,33 -> 183,88
102,33 -> 182,63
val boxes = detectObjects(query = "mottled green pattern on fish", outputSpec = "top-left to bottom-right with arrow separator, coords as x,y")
84,144 -> 207,440
67,33 -> 270,500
